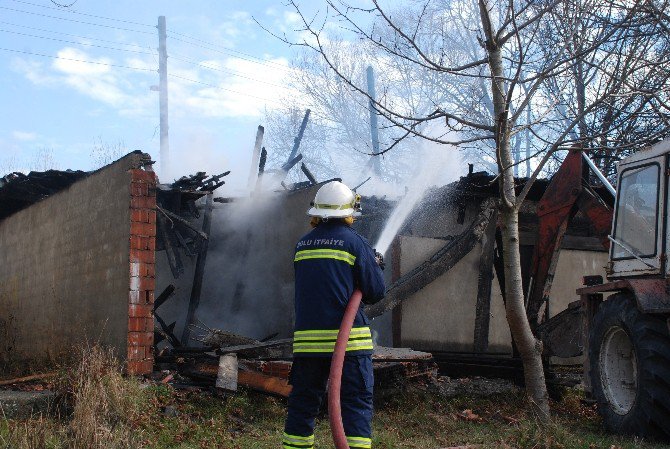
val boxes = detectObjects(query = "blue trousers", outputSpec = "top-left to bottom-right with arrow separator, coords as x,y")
282,356 -> 374,449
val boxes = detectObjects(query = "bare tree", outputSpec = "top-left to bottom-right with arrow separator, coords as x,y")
30,147 -> 58,172
266,0 -> 667,420
540,0 -> 670,179
90,138 -> 125,170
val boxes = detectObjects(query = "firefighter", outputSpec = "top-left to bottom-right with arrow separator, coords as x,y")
282,181 -> 385,449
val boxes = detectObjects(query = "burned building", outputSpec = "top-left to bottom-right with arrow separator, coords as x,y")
0,148 -> 610,382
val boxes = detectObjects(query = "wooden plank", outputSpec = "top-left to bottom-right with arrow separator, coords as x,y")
473,209 -> 498,353
215,338 -> 293,355
0,372 -> 57,386
181,193 -> 213,343
246,125 -> 265,192
238,369 -> 292,397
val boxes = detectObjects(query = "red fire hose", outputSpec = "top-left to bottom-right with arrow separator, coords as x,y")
328,288 -> 363,449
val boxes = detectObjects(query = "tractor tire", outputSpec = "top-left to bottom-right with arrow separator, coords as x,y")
589,292 -> 670,441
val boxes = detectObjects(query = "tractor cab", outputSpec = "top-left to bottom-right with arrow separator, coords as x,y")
579,137 -> 670,441
608,139 -> 670,278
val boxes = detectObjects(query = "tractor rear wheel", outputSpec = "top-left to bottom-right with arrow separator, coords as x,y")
589,293 -> 670,440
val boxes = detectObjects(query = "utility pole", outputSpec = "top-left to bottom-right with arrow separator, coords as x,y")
158,16 -> 169,176
366,66 -> 381,176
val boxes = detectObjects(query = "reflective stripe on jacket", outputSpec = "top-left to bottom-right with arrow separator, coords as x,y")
292,221 -> 385,357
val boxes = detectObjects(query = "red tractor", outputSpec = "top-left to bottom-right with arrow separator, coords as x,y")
523,139 -> 669,439
576,139 -> 670,440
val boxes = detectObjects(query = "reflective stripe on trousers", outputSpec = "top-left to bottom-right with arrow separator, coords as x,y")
293,326 -> 373,354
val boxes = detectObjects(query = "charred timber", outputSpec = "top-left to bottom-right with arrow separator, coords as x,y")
181,194 -> 214,343
365,199 -> 497,318
157,206 -> 208,240
154,284 -> 176,310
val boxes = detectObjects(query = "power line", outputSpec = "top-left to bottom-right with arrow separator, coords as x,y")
5,2 -> 293,74
0,6 -> 154,35
7,0 -> 153,28
0,20 -> 155,52
0,46 -> 301,107
0,29 -> 156,55
167,29 -> 290,71
168,73 -> 287,106
167,34 -> 292,72
170,52 -> 286,88
0,47 -> 156,72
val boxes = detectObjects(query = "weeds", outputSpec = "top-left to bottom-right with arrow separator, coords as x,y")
2,345 -> 145,449
2,353 -> 668,448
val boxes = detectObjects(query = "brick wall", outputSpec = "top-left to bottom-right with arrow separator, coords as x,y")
0,152 -> 157,375
127,169 -> 157,375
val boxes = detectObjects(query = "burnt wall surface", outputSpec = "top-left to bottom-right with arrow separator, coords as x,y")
155,184 -> 395,346
156,185 -> 319,343
0,153 -> 154,373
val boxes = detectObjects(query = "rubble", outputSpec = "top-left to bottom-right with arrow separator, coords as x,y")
0,169 -> 88,220
154,330 -> 436,398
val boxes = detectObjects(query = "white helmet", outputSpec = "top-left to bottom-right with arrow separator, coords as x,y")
307,181 -> 361,218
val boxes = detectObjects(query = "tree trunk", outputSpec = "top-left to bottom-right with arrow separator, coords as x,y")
499,205 -> 550,420
478,0 -> 550,421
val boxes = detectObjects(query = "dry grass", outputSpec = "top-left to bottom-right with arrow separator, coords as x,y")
1,345 -> 145,449
2,353 -> 669,448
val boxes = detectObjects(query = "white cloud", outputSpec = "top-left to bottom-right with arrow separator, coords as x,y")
284,11 -> 303,26
12,44 -> 307,121
52,48 -> 111,76
10,58 -> 53,85
166,55 -> 307,119
12,131 -> 37,141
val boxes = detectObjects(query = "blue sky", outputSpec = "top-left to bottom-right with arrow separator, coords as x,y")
0,0 -> 332,191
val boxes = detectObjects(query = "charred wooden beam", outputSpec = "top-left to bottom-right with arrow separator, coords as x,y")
181,194 -> 213,343
365,199 -> 497,318
157,212 -> 184,279
154,284 -> 176,310
281,154 -> 303,173
258,147 -> 267,175
215,338 -> 293,355
287,109 -> 310,163
255,147 -> 268,192
247,126 -> 265,191
300,163 -> 317,185
157,206 -> 208,240
195,328 -> 260,348
473,209 -> 498,353
155,313 -> 181,348
174,230 -> 197,256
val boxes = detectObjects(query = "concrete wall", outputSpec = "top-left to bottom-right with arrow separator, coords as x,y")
397,235 -> 607,354
0,153 -> 156,374
548,249 -> 609,317
397,235 -> 512,353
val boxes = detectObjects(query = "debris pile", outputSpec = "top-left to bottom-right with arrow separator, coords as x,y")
0,169 -> 88,220
153,325 -> 436,397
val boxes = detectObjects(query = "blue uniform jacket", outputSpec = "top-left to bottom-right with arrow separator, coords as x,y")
292,221 -> 385,357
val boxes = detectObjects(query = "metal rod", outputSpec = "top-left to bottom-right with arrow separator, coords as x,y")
582,153 -> 615,196
607,235 -> 656,268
